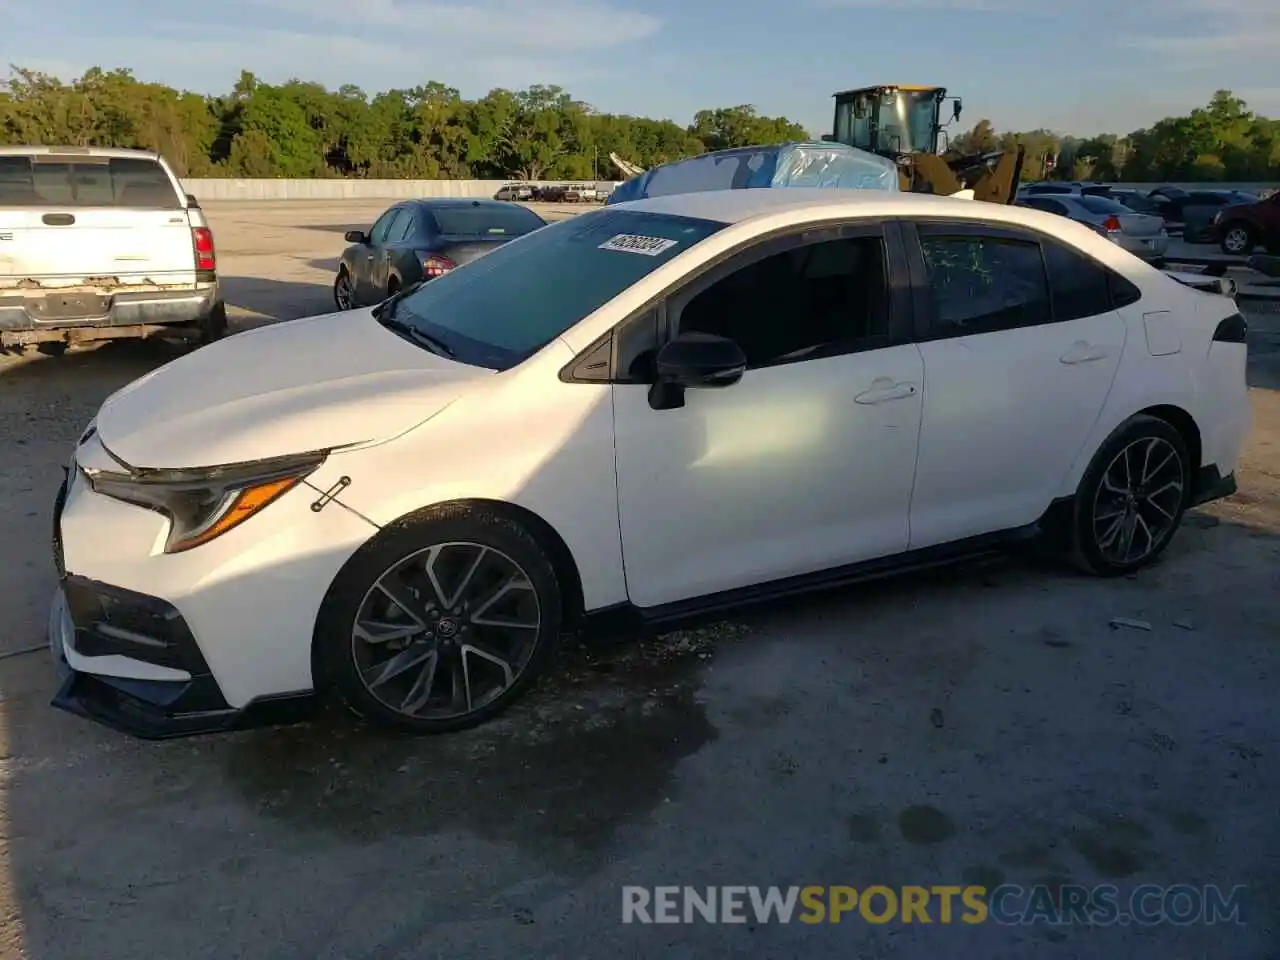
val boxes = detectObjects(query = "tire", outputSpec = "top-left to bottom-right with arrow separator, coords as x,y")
313,505 -> 563,734
197,302 -> 228,345
35,342 -> 68,357
334,268 -> 355,310
1220,223 -> 1256,256
1070,414 -> 1191,577
385,278 -> 400,300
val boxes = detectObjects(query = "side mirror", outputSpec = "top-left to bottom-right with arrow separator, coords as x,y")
184,193 -> 201,208
345,230 -> 369,244
648,332 -> 746,410
952,101 -> 962,122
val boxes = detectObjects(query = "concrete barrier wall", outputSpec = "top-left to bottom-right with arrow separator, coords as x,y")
182,179 -> 623,202
180,178 -> 1277,203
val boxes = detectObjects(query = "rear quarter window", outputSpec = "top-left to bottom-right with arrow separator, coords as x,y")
0,156 -> 180,208
1042,239 -> 1115,320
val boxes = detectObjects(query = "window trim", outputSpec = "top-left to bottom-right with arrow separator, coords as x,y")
370,206 -> 407,245
560,219 -> 914,383
900,218 -> 1136,341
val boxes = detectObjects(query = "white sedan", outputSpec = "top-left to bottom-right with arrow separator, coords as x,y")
49,188 -> 1251,738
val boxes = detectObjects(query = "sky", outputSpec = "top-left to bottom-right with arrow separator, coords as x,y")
2,0 -> 1278,137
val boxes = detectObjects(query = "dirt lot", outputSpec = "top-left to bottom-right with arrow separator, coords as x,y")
0,200 -> 1277,959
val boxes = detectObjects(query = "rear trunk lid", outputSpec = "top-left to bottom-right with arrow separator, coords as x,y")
0,152 -> 194,288
1117,213 -> 1165,238
440,237 -> 515,267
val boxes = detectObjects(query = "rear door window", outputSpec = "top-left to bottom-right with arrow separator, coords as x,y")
918,234 -> 1051,335
0,155 -> 180,207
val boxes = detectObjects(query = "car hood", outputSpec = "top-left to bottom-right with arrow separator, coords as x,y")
95,308 -> 491,469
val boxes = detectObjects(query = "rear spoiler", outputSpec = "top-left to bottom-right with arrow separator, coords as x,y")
1162,270 -> 1237,297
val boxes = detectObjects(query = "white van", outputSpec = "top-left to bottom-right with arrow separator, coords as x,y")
0,146 -> 226,354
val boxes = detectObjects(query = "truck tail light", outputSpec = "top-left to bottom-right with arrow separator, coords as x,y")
192,227 -> 216,273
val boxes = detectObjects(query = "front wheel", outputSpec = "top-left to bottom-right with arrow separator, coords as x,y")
1070,415 -> 1190,577
1220,223 -> 1256,256
314,506 -> 562,733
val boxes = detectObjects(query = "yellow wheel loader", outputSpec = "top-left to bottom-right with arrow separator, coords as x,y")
826,85 -> 1025,203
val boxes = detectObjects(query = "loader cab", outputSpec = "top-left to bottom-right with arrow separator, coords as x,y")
831,85 -> 956,156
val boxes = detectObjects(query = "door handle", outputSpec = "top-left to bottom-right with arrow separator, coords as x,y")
1060,341 -> 1108,364
855,378 -> 918,404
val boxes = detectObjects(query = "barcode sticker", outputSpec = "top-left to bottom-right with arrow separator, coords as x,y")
598,234 -> 678,256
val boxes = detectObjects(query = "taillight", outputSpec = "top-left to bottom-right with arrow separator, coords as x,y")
192,227 -> 216,272
1103,215 -> 1122,233
420,253 -> 455,278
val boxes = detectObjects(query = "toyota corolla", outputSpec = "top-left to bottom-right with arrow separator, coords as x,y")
49,189 -> 1251,739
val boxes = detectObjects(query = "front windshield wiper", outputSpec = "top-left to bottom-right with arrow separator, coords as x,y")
370,283 -> 455,358
378,314 -> 456,358
371,281 -> 423,321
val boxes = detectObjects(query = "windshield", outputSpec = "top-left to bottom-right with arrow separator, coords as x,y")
1077,195 -> 1130,215
430,205 -> 544,237
0,155 -> 181,208
875,91 -> 938,154
385,208 -> 726,370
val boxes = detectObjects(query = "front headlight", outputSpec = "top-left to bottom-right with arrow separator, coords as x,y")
82,451 -> 326,553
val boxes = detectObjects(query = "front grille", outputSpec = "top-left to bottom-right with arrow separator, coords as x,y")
52,467 -> 68,579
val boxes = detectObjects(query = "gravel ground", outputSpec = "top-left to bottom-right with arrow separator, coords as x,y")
0,201 -> 1276,959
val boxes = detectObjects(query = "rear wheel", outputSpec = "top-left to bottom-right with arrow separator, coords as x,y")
314,506 -> 562,734
1221,223 -> 1256,256
1070,415 -> 1190,577
196,302 -> 228,345
334,268 -> 355,310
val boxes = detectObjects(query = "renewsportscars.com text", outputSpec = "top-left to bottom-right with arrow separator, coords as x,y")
622,884 -> 1247,926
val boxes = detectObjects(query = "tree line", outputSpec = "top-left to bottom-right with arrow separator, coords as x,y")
1,66 -> 1276,184
948,90 -> 1280,183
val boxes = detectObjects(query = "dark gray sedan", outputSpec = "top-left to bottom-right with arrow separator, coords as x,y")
333,199 -> 547,310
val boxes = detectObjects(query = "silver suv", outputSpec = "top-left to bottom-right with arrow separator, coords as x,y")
0,146 -> 226,354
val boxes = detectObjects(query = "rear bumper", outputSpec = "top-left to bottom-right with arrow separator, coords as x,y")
1118,236 -> 1168,260
0,281 -> 220,346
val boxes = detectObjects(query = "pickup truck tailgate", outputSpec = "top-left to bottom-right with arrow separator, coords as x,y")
0,209 -> 195,285
0,153 -> 194,287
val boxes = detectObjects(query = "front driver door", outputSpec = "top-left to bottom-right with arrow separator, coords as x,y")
612,223 -> 925,609
355,207 -> 407,304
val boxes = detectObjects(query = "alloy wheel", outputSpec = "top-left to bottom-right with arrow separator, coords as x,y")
1091,436 -> 1185,565
1223,227 -> 1250,254
350,541 -> 542,721
335,272 -> 354,309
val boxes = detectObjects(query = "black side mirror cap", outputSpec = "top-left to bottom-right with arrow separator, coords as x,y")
649,332 -> 746,408
345,230 -> 369,244
656,332 -> 746,387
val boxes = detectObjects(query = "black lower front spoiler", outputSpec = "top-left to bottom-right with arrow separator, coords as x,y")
51,665 -> 319,740
51,669 -> 318,741
1190,467 -> 1237,508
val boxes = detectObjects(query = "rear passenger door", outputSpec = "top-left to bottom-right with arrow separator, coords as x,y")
901,221 -> 1127,548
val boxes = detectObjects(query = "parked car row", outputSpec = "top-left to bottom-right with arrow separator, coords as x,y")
493,182 -> 608,203
47,184 -> 1251,742
1015,189 -> 1169,264
1019,180 -> 1278,255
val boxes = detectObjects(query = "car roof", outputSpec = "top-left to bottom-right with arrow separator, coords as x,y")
611,188 -> 1057,231
0,145 -> 162,160
407,198 -> 517,207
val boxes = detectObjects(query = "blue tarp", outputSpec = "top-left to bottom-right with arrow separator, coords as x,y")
606,141 -> 900,205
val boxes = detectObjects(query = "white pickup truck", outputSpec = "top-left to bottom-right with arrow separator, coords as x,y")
0,146 -> 226,355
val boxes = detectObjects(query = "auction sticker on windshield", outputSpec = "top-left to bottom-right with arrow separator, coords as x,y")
598,234 -> 679,256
